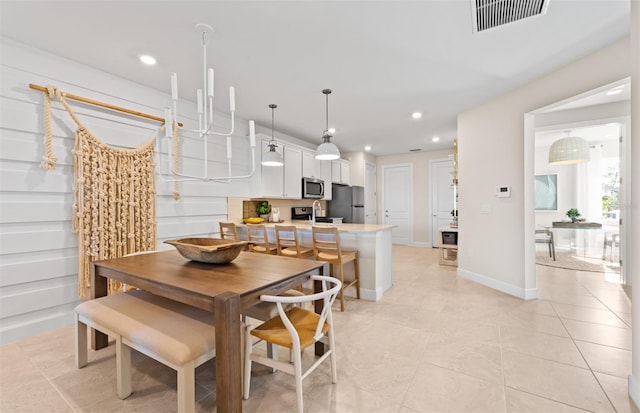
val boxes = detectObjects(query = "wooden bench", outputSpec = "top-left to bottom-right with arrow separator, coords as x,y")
74,289 -> 216,413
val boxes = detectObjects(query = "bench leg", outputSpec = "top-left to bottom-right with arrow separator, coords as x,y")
177,362 -> 196,413
75,314 -> 87,368
116,338 -> 132,399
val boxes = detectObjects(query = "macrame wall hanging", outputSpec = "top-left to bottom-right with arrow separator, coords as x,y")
39,85 -> 166,298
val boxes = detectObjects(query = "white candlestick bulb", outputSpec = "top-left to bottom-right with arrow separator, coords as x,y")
207,68 -> 214,97
196,89 -> 203,114
249,121 -> 256,147
229,86 -> 235,112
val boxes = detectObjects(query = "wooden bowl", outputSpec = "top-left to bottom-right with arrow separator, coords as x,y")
164,238 -> 248,264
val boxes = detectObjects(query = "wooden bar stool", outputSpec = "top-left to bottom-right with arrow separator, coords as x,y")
274,225 -> 313,259
312,226 -> 360,311
219,222 -> 239,240
247,224 -> 277,255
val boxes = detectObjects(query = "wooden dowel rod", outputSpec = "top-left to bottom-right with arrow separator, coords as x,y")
29,83 -> 183,127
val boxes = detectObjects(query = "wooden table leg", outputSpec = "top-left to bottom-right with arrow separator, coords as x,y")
214,292 -> 242,413
90,263 -> 109,350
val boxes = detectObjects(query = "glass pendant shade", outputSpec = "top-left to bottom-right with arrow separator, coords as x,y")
315,89 -> 340,160
548,136 -> 590,165
262,103 -> 284,166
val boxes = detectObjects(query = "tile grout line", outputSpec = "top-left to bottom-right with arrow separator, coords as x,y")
24,346 -> 80,413
552,298 -> 619,412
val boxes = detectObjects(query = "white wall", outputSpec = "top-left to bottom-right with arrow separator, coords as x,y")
628,0 -> 640,406
342,151 -> 376,187
0,38 -> 255,343
457,37 -> 631,298
377,149 -> 452,245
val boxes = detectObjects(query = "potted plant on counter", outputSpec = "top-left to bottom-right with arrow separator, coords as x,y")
256,201 -> 272,222
566,208 -> 581,223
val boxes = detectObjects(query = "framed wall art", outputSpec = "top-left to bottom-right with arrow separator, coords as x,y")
535,173 -> 558,211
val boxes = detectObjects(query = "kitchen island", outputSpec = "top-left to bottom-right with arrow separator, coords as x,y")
236,221 -> 395,301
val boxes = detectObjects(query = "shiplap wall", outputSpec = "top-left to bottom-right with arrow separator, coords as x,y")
0,38 -> 254,343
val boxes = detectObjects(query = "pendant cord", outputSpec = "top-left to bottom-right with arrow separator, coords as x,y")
325,93 -> 329,132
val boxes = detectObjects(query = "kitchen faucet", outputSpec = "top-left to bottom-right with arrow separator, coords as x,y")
312,200 -> 321,225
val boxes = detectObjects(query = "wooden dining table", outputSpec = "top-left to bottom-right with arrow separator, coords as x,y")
90,250 -> 327,412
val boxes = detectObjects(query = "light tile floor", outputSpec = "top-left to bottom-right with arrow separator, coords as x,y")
1,246 -> 638,412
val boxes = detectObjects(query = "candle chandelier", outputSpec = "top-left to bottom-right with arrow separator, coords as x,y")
159,23 -> 257,182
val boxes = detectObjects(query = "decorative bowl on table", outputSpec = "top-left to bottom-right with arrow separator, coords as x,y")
243,217 -> 264,224
164,238 -> 248,264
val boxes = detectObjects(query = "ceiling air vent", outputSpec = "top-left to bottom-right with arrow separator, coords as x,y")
472,0 -> 550,33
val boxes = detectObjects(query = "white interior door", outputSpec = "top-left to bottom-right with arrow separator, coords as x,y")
431,160 -> 455,247
365,161 -> 377,224
383,164 -> 412,245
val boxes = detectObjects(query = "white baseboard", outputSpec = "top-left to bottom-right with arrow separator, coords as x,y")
408,242 -> 433,248
1,311 -> 75,345
457,267 -> 538,300
343,287 -> 380,301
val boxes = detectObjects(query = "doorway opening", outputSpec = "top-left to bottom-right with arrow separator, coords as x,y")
525,77 -> 630,286
534,123 -> 623,282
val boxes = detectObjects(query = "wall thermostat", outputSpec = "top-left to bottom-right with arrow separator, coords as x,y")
496,186 -> 511,198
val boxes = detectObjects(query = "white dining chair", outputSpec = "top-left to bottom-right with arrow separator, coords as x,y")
243,275 -> 341,413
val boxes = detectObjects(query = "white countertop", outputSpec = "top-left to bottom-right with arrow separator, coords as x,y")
238,220 -> 396,233
439,225 -> 459,232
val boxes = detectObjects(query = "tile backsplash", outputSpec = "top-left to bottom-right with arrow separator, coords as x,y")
227,197 -> 326,223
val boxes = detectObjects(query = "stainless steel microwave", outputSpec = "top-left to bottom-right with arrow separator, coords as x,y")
302,177 -> 324,199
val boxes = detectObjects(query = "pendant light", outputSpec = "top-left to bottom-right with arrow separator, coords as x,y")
548,130 -> 590,165
262,104 -> 284,166
315,89 -> 340,160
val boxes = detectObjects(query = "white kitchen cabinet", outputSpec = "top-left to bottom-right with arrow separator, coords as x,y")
331,159 -> 350,185
283,145 -> 302,198
302,150 -> 321,179
257,139 -> 284,198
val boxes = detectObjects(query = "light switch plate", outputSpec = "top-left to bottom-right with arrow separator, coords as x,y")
496,186 -> 511,197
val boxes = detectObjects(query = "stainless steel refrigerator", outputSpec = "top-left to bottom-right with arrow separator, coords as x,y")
328,184 -> 365,223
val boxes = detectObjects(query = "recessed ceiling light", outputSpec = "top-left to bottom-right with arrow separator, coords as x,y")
138,54 -> 157,66
432,136 -> 440,142
411,112 -> 422,119
364,145 -> 372,151
328,127 -> 336,134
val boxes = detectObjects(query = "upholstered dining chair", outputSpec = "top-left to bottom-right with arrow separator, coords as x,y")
535,229 -> 556,261
274,225 -> 314,259
312,226 -> 360,311
243,275 -> 342,413
246,224 -> 277,255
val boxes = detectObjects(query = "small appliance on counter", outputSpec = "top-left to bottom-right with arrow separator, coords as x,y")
291,207 -> 343,224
